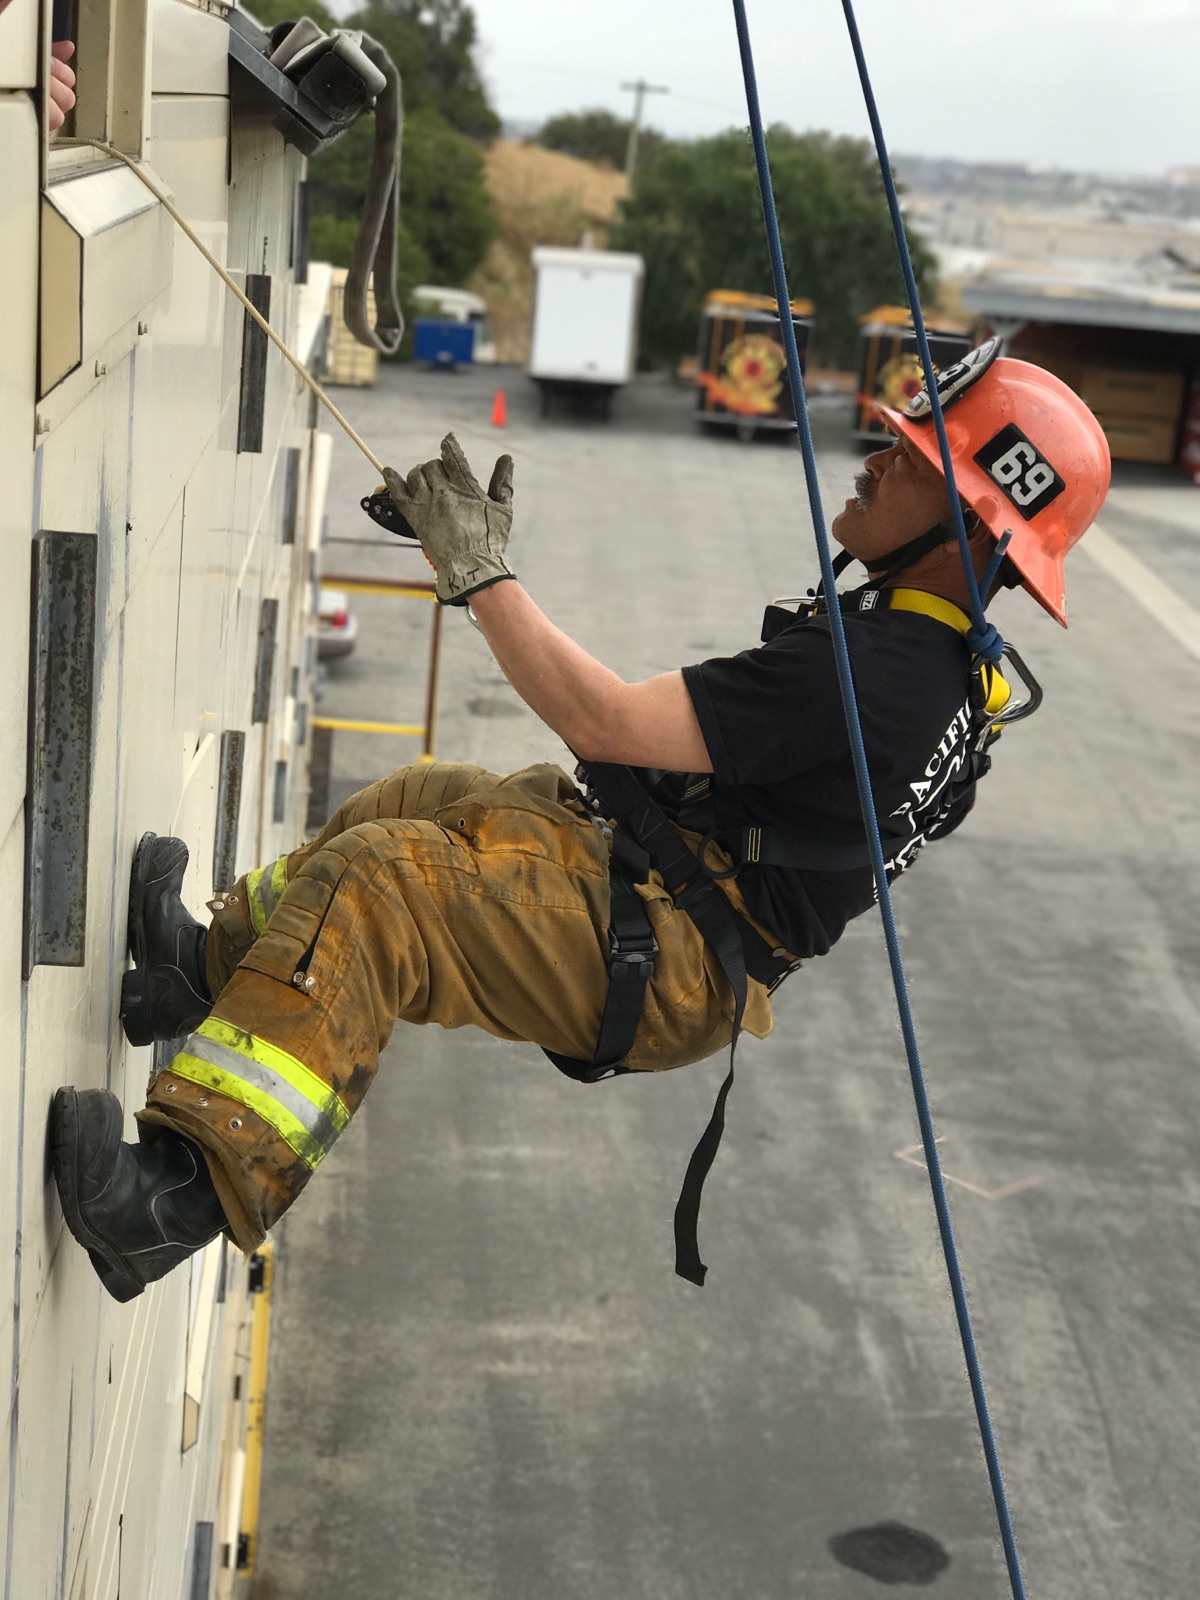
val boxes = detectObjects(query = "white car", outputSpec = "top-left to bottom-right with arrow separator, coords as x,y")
317,587 -> 358,660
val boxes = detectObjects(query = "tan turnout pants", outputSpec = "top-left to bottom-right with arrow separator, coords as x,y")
138,762 -> 775,1252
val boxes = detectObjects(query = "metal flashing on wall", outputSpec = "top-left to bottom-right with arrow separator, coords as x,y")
213,729 -> 246,891
252,599 -> 279,724
24,531 -> 98,976
236,273 -> 271,453
38,162 -> 171,400
282,446 -> 301,544
295,180 -> 311,283
189,1523 -> 215,1600
306,723 -> 333,832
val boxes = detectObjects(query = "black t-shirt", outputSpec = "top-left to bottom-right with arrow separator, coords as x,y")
678,591 -> 980,961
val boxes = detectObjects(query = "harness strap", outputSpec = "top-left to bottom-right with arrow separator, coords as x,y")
665,873 -> 747,1287
714,822 -> 905,874
578,762 -> 758,1286
543,833 -> 658,1084
887,587 -> 969,631
695,587 -> 1010,875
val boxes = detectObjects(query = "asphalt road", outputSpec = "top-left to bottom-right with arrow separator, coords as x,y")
247,363 -> 1200,1600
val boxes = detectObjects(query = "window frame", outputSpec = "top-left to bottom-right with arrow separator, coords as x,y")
43,0 -> 149,181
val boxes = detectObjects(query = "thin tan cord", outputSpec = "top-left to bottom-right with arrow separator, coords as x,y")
76,140 -> 386,476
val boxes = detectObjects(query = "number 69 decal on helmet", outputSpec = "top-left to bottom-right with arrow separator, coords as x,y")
872,342 -> 1111,627
973,423 -> 1066,520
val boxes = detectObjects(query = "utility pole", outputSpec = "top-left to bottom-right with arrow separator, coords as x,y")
621,77 -> 670,185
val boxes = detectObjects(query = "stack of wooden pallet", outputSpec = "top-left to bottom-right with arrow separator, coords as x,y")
1081,367 -> 1185,464
325,267 -> 379,387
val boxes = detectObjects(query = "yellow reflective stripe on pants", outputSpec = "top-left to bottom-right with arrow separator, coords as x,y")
170,1017 -> 350,1170
246,854 -> 289,935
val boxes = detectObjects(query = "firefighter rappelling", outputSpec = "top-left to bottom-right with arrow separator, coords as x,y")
54,344 -> 1110,1300
13,0 -> 1184,1590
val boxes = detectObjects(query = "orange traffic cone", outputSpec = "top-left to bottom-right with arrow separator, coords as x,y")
490,387 -> 507,428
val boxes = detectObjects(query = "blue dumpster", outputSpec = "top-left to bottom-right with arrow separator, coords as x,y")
413,317 -> 476,368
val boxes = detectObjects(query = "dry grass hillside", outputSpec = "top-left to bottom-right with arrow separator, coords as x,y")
471,140 -> 628,364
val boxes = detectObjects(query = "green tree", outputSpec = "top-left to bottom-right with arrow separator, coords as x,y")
396,106 -> 495,283
308,107 -> 494,285
245,0 -> 337,35
536,107 -> 665,172
243,0 -> 497,353
610,126 -> 937,371
344,0 -> 498,139
246,0 -> 497,139
282,0 -> 497,337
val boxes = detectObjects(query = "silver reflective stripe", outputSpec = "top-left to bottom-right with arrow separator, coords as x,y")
257,855 -> 288,922
183,1032 -> 342,1156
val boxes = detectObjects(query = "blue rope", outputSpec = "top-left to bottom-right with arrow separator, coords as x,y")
728,5 -> 1028,1597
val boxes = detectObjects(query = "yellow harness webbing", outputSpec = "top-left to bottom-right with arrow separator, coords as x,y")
887,589 -> 1011,716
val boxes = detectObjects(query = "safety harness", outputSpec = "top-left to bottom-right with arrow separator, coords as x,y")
543,577 -> 1039,1286
544,759 -> 761,1286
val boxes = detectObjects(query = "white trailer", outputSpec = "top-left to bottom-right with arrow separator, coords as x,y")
528,246 -> 644,418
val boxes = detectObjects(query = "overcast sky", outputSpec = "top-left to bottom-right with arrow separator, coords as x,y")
466,0 -> 1199,178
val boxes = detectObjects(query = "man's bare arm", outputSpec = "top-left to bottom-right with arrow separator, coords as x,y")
469,580 -> 712,773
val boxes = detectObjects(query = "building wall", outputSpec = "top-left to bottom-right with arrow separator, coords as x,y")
911,197 -> 1200,273
0,0 -> 328,1594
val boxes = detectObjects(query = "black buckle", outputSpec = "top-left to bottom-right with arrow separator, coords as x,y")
608,936 -> 658,983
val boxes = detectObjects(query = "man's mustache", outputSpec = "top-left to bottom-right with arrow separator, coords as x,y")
853,471 -> 876,510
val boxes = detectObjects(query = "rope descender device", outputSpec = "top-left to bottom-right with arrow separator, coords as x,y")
361,488 -> 418,540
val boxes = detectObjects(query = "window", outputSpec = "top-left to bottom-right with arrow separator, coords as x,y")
46,0 -> 148,167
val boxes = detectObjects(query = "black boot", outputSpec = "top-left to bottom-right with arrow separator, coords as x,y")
52,1087 -> 229,1302
120,832 -> 212,1046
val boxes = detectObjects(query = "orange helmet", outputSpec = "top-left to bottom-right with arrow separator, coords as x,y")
876,339 -> 1111,626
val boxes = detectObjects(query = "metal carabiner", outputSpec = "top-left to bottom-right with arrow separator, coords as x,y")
991,643 -> 1044,727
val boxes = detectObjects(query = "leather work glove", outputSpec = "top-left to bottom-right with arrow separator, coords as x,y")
382,433 -> 515,606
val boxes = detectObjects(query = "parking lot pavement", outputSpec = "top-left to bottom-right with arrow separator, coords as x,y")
252,362 -> 1200,1600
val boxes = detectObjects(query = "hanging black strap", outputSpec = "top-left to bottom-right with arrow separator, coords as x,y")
579,762 -> 756,1286
668,874 -> 746,1287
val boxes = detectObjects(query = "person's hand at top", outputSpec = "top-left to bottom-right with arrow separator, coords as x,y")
48,40 -> 76,137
